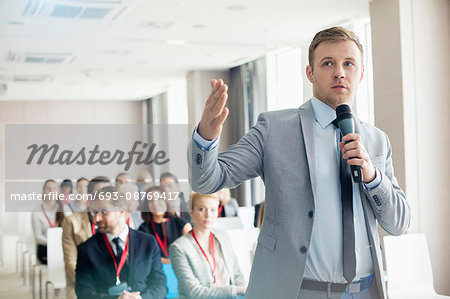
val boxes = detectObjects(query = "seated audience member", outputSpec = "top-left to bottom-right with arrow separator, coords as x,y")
75,177 -> 89,212
137,170 -> 154,192
32,179 -> 65,264
216,189 -> 239,217
169,193 -> 246,299
139,186 -> 191,264
75,186 -> 167,299
160,172 -> 191,223
61,179 -> 78,213
116,172 -> 132,188
118,182 -> 144,229
62,176 -> 111,299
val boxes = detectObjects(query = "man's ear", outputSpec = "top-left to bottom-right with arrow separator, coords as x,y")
120,207 -> 128,218
359,65 -> 365,83
306,65 -> 314,83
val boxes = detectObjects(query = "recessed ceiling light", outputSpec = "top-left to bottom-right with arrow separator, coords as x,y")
166,39 -> 186,45
140,21 -> 173,29
226,5 -> 248,11
192,24 -> 206,29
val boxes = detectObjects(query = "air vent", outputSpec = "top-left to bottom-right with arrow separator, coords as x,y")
50,5 -> 82,18
80,7 -> 112,19
23,0 -> 142,21
7,51 -> 75,64
140,21 -> 173,30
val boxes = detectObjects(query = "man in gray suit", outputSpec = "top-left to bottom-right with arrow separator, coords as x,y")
188,27 -> 410,299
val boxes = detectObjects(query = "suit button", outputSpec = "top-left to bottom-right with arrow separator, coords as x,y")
308,210 -> 314,218
300,246 -> 308,254
196,154 -> 202,165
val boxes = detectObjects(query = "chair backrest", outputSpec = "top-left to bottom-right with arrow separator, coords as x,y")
383,233 -> 435,295
225,228 -> 260,281
162,263 -> 178,299
214,217 -> 243,230
46,227 -> 66,288
238,206 -> 255,229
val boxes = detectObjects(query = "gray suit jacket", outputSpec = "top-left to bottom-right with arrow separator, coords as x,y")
169,228 -> 245,299
188,100 -> 410,299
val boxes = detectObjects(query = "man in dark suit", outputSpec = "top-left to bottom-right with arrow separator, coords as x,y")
75,186 -> 167,299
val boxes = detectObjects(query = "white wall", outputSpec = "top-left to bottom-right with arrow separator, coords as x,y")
370,0 -> 450,294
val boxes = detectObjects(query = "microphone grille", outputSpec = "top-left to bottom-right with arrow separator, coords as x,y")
336,104 -> 352,115
336,104 -> 353,122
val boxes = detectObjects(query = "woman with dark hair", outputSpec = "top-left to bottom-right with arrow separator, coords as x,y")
138,186 -> 191,264
32,179 -> 66,264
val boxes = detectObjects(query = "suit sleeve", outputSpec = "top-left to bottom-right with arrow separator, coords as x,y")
61,216 -> 77,284
140,237 -> 167,299
75,244 -> 117,299
188,113 -> 269,194
362,132 -> 411,235
169,242 -> 235,299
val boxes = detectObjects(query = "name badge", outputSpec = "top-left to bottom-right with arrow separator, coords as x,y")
108,282 -> 128,296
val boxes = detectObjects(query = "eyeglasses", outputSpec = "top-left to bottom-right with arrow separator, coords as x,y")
88,207 -> 120,217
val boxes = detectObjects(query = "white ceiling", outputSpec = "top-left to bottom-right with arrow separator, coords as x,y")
0,0 -> 370,101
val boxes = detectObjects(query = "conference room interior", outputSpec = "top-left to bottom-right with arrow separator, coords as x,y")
0,0 -> 448,298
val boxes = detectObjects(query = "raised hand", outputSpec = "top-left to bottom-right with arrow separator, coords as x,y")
197,79 -> 229,140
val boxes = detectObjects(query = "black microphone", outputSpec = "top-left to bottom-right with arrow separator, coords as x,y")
336,104 -> 362,183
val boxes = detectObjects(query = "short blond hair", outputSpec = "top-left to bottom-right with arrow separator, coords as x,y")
308,26 -> 363,70
189,192 -> 220,210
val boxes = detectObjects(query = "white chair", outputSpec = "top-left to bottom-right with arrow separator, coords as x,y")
238,206 -> 255,229
225,228 -> 260,281
383,233 -> 449,299
45,227 -> 66,298
214,217 -> 244,230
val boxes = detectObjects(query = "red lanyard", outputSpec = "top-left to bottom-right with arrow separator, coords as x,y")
217,205 -> 223,218
41,205 -> 58,227
192,231 -> 216,283
91,222 -> 96,235
151,220 -> 168,257
126,218 -> 130,226
88,214 -> 96,235
102,232 -> 130,285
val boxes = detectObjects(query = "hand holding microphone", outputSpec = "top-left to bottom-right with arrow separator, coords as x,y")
336,104 -> 376,184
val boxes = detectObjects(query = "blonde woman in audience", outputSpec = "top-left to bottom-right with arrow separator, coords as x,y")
169,192 -> 246,299
32,179 -> 66,264
139,186 -> 191,264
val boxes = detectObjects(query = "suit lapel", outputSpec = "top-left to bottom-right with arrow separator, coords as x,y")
298,100 -> 317,197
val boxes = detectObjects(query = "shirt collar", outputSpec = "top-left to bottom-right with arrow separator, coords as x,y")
311,97 -> 337,129
106,224 -> 129,246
